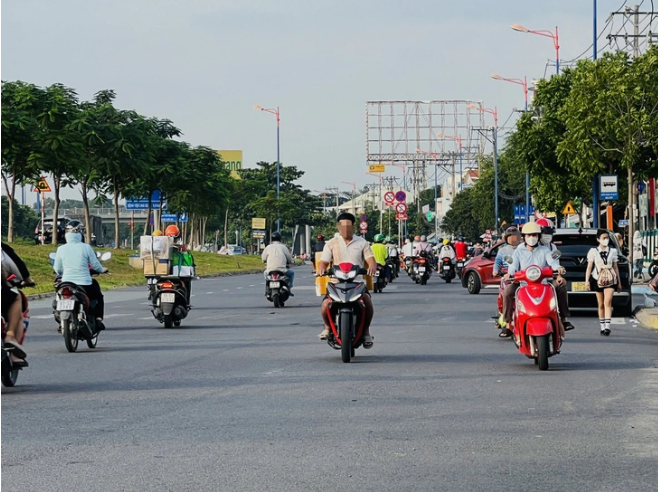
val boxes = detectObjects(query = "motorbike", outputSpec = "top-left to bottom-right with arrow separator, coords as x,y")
506,253 -> 562,371
1,275 -> 32,387
51,251 -> 111,352
321,263 -> 369,363
403,256 -> 414,278
412,253 -> 432,285
149,276 -> 191,327
456,257 -> 467,279
265,270 -> 291,308
439,257 -> 456,283
387,257 -> 399,281
373,263 -> 387,293
649,248 -> 658,278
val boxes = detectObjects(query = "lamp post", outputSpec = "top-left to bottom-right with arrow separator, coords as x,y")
436,133 -> 463,195
314,189 -> 327,214
366,172 -> 384,233
511,24 -> 560,74
254,104 -> 281,231
416,149 -> 440,238
341,180 -> 357,217
490,73 -> 531,222
468,104 -> 499,228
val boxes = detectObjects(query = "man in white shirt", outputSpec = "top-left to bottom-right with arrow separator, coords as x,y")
262,232 -> 295,294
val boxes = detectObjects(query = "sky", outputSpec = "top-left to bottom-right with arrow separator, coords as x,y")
1,0 -> 634,202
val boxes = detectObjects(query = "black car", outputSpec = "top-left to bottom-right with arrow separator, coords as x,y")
552,228 -> 633,317
34,218 -> 68,244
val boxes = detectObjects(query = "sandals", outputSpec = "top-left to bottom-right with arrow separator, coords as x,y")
363,335 -> 374,349
498,328 -> 513,339
319,329 -> 330,340
4,340 -> 27,359
563,321 -> 575,331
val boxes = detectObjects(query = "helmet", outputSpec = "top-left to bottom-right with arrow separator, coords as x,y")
271,232 -> 282,242
535,217 -> 555,234
458,236 -> 464,242
521,222 -> 542,235
414,235 -> 421,242
374,234 -> 384,243
65,222 -> 81,233
503,226 -> 521,243
420,235 -> 427,242
152,230 -> 163,236
443,238 -> 450,245
165,225 -> 180,237
317,234 -> 324,241
385,236 -> 391,243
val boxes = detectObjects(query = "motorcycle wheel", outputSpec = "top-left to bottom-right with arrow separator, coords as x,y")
649,262 -> 658,278
273,294 -> 282,308
1,353 -> 19,387
63,318 -> 78,353
164,314 -> 174,329
537,335 -> 549,371
421,277 -> 427,285
86,330 -> 98,349
340,312 -> 352,363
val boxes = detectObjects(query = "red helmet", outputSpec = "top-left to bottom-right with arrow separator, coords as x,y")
317,234 -> 324,241
165,225 -> 180,237
535,217 -> 555,234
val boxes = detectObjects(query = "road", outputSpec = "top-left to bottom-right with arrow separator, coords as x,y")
2,266 -> 657,492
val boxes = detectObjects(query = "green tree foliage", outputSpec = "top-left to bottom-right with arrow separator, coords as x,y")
1,197 -> 39,240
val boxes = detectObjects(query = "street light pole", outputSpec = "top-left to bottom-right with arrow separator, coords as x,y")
468,104 -> 499,228
254,104 -> 281,232
511,24 -> 560,74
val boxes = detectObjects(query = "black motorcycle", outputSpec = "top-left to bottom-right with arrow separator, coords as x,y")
439,257 -> 456,283
373,264 -> 387,293
266,271 -> 291,308
150,276 -> 191,327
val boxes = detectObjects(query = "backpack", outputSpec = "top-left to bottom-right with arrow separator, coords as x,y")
594,248 -> 616,288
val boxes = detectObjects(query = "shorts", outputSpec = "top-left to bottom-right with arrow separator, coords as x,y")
589,277 -> 614,293
1,284 -> 18,318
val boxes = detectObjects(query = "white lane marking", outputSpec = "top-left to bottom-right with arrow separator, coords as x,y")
206,292 -> 214,295
140,302 -> 151,305
31,315 -> 53,319
249,285 -> 255,287
223,289 -> 229,292
139,317 -> 153,320
237,287 -> 243,290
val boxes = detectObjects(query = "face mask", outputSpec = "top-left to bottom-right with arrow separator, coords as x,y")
599,238 -> 609,247
525,236 -> 539,247
541,234 -> 552,245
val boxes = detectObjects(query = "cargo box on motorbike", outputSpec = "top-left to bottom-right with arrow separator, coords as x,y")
144,259 -> 170,276
140,236 -> 173,261
171,250 -> 195,277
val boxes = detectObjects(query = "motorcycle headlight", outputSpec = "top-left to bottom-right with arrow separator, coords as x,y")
516,298 -> 526,314
526,266 -> 542,282
328,291 -> 342,302
549,296 -> 556,310
348,292 -> 363,302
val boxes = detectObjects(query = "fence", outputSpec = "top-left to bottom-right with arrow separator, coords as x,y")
640,229 -> 657,264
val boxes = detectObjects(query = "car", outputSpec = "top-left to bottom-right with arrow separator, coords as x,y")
34,217 -> 68,244
460,239 -> 506,294
552,228 -> 632,317
226,245 -> 246,255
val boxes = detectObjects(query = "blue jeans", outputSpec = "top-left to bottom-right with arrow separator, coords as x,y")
634,259 -> 644,276
264,269 -> 295,288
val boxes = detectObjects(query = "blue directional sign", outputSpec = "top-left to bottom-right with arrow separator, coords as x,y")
125,190 -> 167,210
161,213 -> 188,223
513,205 -> 535,224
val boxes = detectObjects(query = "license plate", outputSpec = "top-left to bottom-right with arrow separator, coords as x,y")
443,265 -> 451,270
571,281 -> 588,292
161,293 -> 176,303
418,267 -> 426,272
269,281 -> 281,288
457,262 -> 464,267
57,299 -> 75,310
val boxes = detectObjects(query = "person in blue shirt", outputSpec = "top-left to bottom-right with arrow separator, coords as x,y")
501,222 -> 573,338
493,226 -> 521,277
54,224 -> 108,329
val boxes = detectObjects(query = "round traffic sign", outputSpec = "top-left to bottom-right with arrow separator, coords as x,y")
395,190 -> 406,202
360,214 -> 368,221
359,221 -> 368,230
384,191 -> 395,204
395,202 -> 407,214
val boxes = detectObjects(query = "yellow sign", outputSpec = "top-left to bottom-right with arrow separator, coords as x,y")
368,164 -> 386,173
252,218 -> 266,229
562,201 -> 577,215
34,176 -> 52,192
217,150 -> 243,179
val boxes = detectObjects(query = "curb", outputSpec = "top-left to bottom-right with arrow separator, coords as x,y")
633,305 -> 658,330
27,268 -> 265,301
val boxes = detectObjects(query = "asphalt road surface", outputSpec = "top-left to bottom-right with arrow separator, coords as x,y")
3,266 -> 657,492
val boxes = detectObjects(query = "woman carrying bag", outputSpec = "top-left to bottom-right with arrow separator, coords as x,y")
585,230 -> 622,336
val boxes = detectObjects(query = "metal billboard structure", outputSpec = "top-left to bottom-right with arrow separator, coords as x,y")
366,100 -> 487,199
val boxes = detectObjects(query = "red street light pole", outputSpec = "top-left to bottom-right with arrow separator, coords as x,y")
491,73 -> 529,110
511,24 -> 560,74
254,104 -> 281,232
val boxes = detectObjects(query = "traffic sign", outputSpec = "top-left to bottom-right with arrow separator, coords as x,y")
562,200 -> 577,215
33,176 -> 52,193
359,221 -> 368,231
368,164 -> 386,173
252,218 -> 266,229
161,213 -> 188,223
384,191 -> 395,204
619,219 -> 629,227
426,211 -> 435,221
396,213 -> 408,220
360,214 -> 368,221
600,175 -> 618,200
395,190 -> 407,202
395,203 -> 407,214
126,190 -> 166,210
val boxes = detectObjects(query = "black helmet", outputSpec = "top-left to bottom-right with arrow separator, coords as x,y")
271,232 -> 282,242
458,236 -> 464,242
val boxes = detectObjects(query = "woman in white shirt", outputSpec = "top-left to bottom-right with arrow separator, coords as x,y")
584,230 -> 622,336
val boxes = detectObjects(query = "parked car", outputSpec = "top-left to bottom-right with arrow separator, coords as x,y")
552,228 -> 632,317
34,218 -> 68,244
461,239 -> 506,294
226,245 -> 246,255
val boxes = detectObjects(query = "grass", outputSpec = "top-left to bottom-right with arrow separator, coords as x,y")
8,244 -> 264,295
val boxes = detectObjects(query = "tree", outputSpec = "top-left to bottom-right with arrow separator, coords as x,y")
1,196 -> 39,240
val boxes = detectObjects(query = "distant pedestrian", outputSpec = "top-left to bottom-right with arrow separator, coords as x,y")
632,230 -> 645,279
585,229 -> 622,336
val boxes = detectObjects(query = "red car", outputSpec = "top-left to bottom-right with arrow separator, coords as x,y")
460,239 -> 506,294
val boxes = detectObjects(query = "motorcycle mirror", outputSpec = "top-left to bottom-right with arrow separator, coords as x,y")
551,250 -> 562,260
48,252 -> 57,260
96,251 -> 101,258
504,255 -> 513,264
100,252 -> 113,262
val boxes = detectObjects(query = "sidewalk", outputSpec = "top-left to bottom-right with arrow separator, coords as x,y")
632,283 -> 658,329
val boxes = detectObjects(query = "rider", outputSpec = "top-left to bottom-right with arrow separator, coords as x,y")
371,234 -> 391,282
536,218 -> 557,251
387,238 -> 399,275
414,235 -> 433,256
262,231 -> 295,295
438,238 -> 456,264
317,212 -> 377,348
1,243 -> 34,363
54,223 -> 108,330
454,236 -> 468,261
493,227 -> 522,277
502,222 -> 573,339
165,225 -> 194,305
311,234 -> 326,274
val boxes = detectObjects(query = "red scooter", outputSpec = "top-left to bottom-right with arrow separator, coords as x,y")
509,264 -> 562,370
